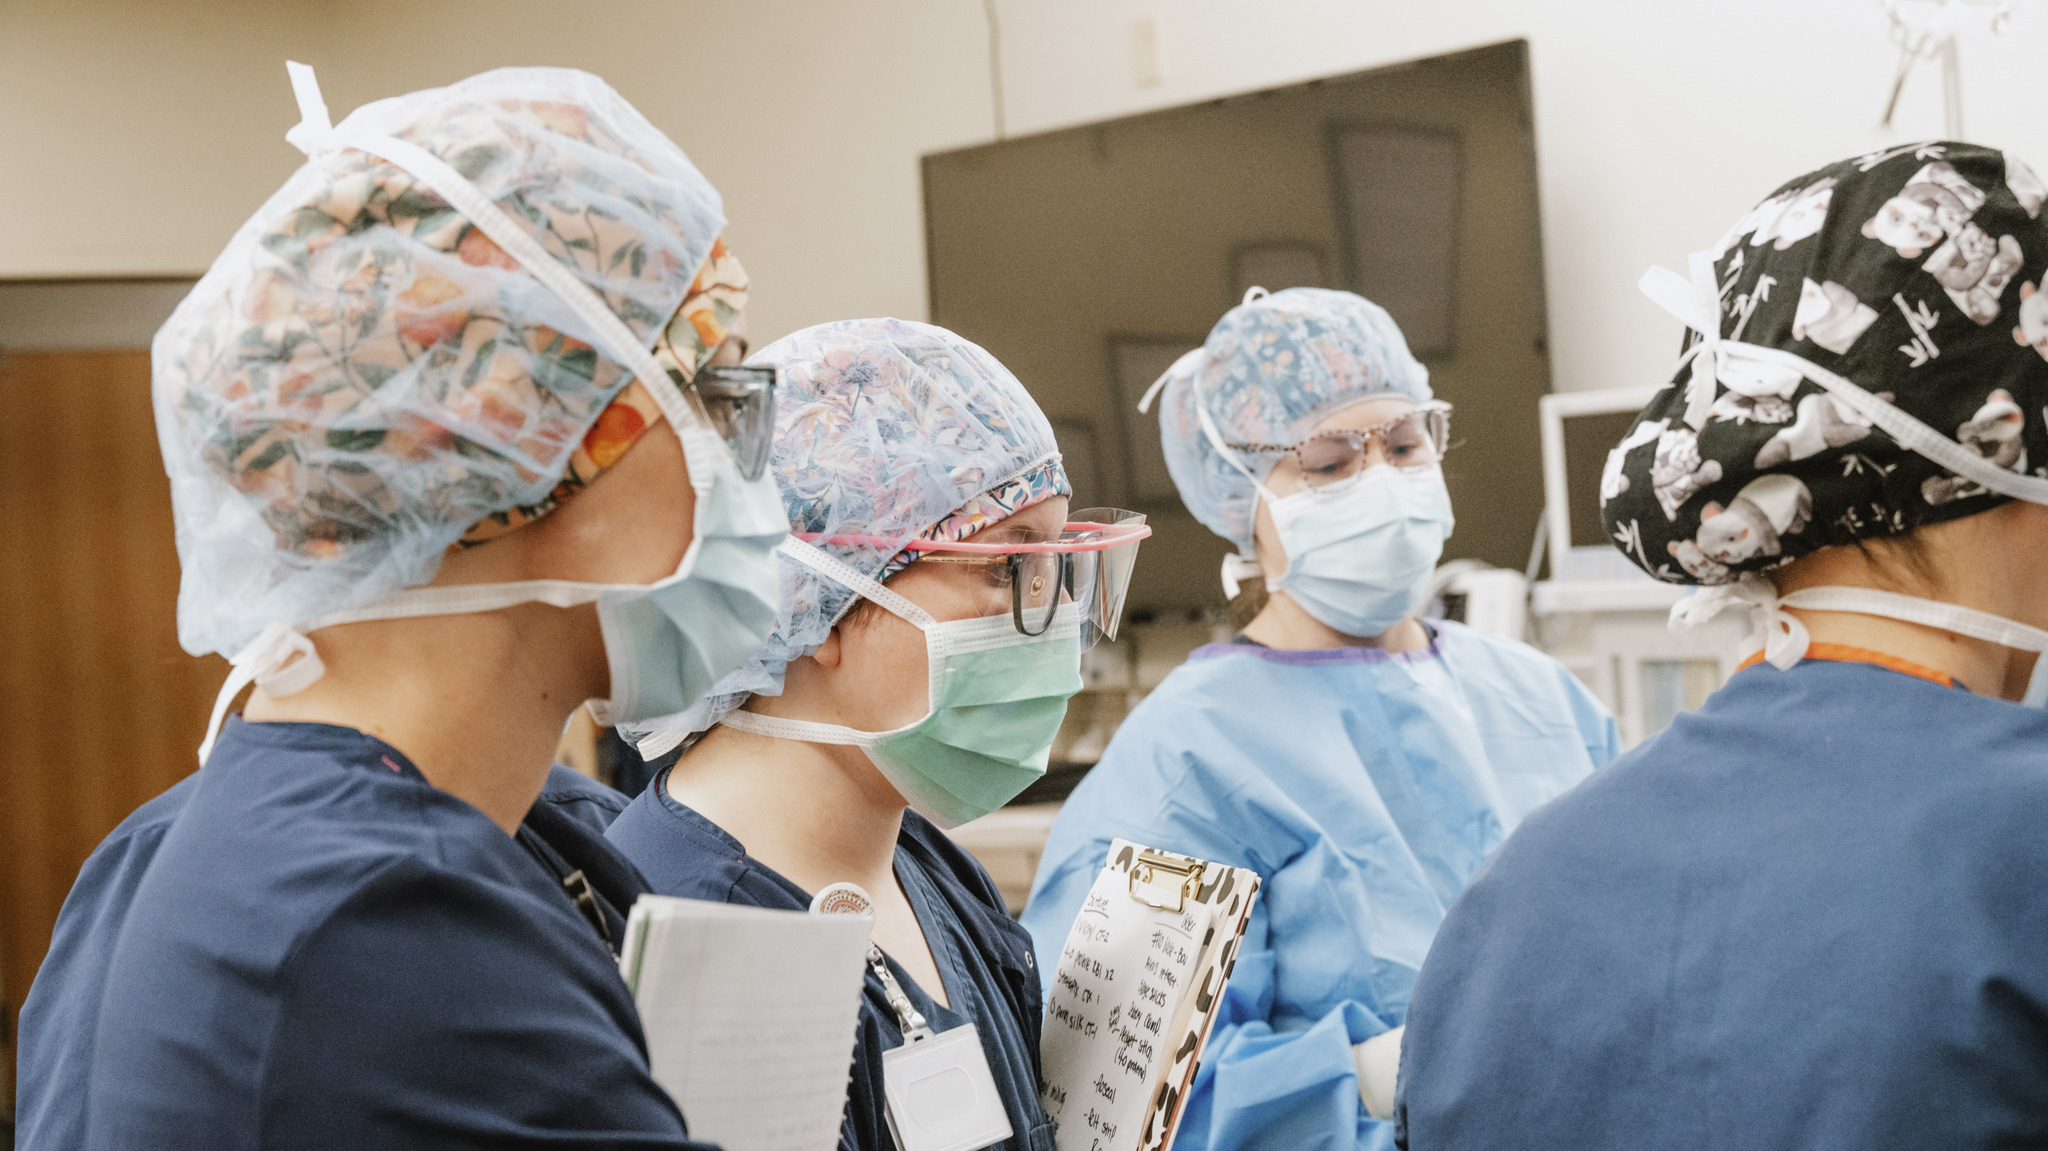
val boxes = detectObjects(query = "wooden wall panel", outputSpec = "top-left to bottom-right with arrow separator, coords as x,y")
0,350 -> 228,1118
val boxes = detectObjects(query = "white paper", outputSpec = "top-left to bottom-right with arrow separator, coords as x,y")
623,895 -> 872,1151
1039,864 -> 1214,1151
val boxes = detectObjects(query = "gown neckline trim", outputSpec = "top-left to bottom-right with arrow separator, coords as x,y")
1734,641 -> 1957,688
1196,626 -> 1445,666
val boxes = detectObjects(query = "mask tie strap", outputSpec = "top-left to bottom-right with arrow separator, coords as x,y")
1137,348 -> 1265,586
1638,255 -> 1725,430
196,574 -> 653,764
1780,586 -> 2048,651
197,622 -> 328,765
778,537 -> 937,629
1672,575 -> 2048,676
1220,553 -> 1263,599
719,708 -> 875,747
1135,346 -> 1205,416
1670,574 -> 1811,669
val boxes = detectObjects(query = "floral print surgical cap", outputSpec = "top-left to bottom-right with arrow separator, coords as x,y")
155,66 -> 728,656
1600,142 -> 2048,586
623,317 -> 1070,755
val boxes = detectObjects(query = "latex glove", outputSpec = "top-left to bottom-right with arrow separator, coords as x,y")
1352,1025 -> 1404,1120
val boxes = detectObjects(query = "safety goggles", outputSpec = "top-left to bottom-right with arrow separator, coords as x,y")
1230,400 -> 1452,489
808,509 -> 1151,649
682,364 -> 777,480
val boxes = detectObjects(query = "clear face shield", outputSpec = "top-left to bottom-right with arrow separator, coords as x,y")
805,508 -> 1152,649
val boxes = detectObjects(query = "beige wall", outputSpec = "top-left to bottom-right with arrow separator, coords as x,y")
5,0 -> 2046,394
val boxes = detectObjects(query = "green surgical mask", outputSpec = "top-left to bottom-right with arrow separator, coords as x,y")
720,539 -> 1084,828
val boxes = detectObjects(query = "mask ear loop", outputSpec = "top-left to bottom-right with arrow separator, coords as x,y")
716,538 -> 942,747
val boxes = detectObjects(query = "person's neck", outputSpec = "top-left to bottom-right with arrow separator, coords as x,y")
665,720 -> 907,898
1778,606 -> 2020,696
1773,529 -> 2039,699
1240,589 -> 1430,653
241,602 -> 598,833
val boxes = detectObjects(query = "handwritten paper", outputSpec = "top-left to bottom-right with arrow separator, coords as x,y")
1040,860 -> 1215,1151
622,896 -> 872,1151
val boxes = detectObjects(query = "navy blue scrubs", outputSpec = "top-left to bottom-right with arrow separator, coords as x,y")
17,761 -> 642,1151
74,718 -> 703,1149
1396,652 -> 2048,1150
607,772 -> 1058,1151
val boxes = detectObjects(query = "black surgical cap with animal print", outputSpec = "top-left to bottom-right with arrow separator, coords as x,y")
1601,142 -> 2048,586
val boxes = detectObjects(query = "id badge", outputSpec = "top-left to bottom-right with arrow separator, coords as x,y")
881,1023 -> 1014,1151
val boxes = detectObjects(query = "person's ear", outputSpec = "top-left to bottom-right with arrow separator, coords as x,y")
812,625 -> 845,670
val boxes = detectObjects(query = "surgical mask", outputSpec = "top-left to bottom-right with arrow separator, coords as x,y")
195,67 -> 789,763
718,539 -> 1084,828
1647,252 -> 2048,702
197,426 -> 788,761
1266,464 -> 1454,637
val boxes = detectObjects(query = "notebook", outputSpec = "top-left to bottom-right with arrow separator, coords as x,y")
621,895 -> 873,1151
1038,839 -> 1262,1151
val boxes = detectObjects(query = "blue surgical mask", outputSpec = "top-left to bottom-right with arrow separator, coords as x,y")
588,422 -> 788,725
1264,463 -> 1454,638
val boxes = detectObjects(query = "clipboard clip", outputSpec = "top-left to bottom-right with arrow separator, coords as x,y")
1129,850 -> 1204,912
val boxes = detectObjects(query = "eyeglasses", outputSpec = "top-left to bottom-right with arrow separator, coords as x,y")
910,509 -> 1149,647
806,508 -> 1151,648
1229,401 -> 1452,489
680,364 -> 776,480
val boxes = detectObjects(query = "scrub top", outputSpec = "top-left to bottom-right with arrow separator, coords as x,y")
16,761 -> 643,1151
79,718 -> 702,1150
1023,619 -> 1617,1151
607,771 -> 1058,1151
1395,648 -> 2048,1150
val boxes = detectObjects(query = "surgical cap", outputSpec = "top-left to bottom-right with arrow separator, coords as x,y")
155,66 -> 726,657
1600,142 -> 2048,586
626,318 -> 1070,755
1155,287 -> 1431,554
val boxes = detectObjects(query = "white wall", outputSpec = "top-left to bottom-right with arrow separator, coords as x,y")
4,0 -> 2044,394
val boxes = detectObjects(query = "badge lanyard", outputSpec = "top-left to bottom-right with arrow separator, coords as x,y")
815,883 -> 1014,1151
870,943 -> 938,1043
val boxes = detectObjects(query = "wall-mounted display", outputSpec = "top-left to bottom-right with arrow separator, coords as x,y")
1327,124 -> 1464,360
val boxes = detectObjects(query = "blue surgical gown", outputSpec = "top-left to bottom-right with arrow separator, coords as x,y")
17,761 -> 641,1151
1022,620 -> 1617,1151
1395,653 -> 2048,1150
607,773 -> 1058,1151
79,718 -> 703,1149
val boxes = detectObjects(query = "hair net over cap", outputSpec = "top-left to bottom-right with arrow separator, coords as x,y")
1600,142 -> 2048,586
1155,287 -> 1430,553
625,318 -> 1069,754
155,66 -> 726,657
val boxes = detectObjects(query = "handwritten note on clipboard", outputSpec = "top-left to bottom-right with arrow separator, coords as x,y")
1039,839 -> 1261,1151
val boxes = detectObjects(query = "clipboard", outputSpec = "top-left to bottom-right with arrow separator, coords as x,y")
1038,839 -> 1261,1151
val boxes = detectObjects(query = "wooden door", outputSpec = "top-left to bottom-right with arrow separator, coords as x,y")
0,350 -> 228,1117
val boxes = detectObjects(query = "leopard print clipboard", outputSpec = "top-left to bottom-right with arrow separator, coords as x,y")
1039,839 -> 1262,1151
